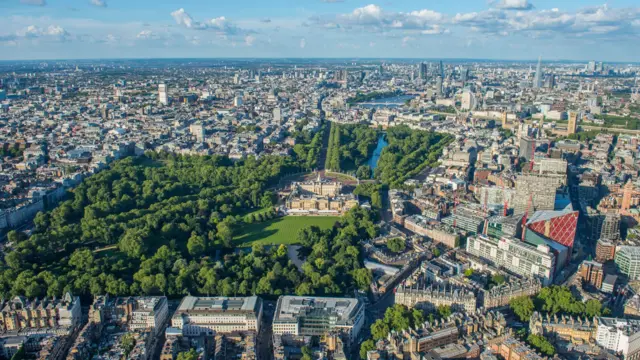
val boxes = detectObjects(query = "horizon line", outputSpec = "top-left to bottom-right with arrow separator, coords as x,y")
0,56 -> 638,65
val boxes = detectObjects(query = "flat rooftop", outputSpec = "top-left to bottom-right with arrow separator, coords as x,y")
173,296 -> 261,315
273,296 -> 361,325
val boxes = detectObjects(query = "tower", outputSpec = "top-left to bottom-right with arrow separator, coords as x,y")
502,112 -> 508,128
622,181 -> 634,211
567,112 -> 579,135
534,56 -> 542,88
158,83 -> 168,105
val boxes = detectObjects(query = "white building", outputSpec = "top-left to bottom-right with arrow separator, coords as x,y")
595,317 -> 640,356
171,296 -> 263,337
466,235 -> 556,285
158,84 -> 168,105
272,296 -> 365,343
129,297 -> 169,335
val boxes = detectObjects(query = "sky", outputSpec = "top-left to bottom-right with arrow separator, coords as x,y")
0,0 -> 639,61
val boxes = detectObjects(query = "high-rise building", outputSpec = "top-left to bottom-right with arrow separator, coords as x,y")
533,56 -> 542,88
512,173 -> 566,214
439,60 -> 445,79
436,76 -> 443,96
272,296 -> 365,343
234,95 -> 243,107
601,213 -> 621,241
460,91 -> 475,110
171,296 -> 263,336
460,67 -> 468,82
419,63 -> 428,80
567,111 -> 579,135
588,60 -> 597,72
273,107 -> 282,124
525,208 -> 579,249
158,83 -> 168,105
595,317 -> 640,356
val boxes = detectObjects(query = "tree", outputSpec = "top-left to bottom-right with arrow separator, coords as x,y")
356,165 -> 372,180
120,334 -> 136,357
301,346 -> 313,360
437,305 -> 452,319
432,248 -> 441,257
491,274 -> 506,286
371,319 -> 390,340
352,268 -> 373,291
360,340 -> 376,359
187,233 -> 207,256
527,334 -> 555,356
464,268 -> 474,277
386,238 -> 406,253
177,349 -> 200,360
585,299 -> 603,317
7,230 -> 26,244
510,295 -> 535,322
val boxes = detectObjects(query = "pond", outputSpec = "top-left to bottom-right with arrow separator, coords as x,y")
367,134 -> 388,173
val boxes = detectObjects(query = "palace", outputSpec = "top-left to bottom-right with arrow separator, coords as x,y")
286,174 -> 358,215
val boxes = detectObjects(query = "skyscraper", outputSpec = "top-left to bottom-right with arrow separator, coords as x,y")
567,111 -> 579,135
534,56 -> 542,88
158,83 -> 168,105
439,60 -> 445,79
460,67 -> 468,82
419,63 -> 428,80
436,76 -> 443,96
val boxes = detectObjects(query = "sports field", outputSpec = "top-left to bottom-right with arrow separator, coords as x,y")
233,216 -> 340,247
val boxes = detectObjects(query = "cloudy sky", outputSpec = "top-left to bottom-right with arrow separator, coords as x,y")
0,0 -> 639,61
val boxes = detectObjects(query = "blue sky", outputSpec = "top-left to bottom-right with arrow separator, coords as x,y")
1,0 -> 639,61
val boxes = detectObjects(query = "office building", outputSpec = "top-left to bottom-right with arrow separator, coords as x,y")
158,83 -> 168,105
436,76 -> 443,96
272,296 -> 365,343
567,111 -> 579,135
442,205 -> 486,235
234,95 -> 243,107
480,278 -> 541,310
466,235 -> 556,285
578,260 -> 604,289
395,284 -> 477,314
419,63 -> 428,80
171,296 -> 262,336
460,91 -> 475,110
525,209 -> 579,249
518,136 -> 536,162
0,292 -> 81,333
129,297 -> 169,334
615,246 -> 640,280
533,56 -> 542,88
588,60 -> 597,72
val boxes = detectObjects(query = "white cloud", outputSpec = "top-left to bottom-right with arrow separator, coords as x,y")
20,0 -> 46,6
492,0 -> 534,11
401,36 -> 414,46
14,25 -> 70,40
170,8 -> 245,35
90,0 -> 107,8
321,4 -> 446,32
244,35 -> 255,46
300,38 -> 306,48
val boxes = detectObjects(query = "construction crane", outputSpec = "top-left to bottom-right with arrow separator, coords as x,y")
502,178 -> 509,217
529,140 -> 536,172
521,193 -> 533,241
453,193 -> 458,228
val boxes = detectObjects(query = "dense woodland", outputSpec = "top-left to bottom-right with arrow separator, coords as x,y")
375,125 -> 454,188
325,123 -> 379,174
0,152 -> 376,299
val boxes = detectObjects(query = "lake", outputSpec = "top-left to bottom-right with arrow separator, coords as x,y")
358,94 -> 415,109
367,134 -> 388,173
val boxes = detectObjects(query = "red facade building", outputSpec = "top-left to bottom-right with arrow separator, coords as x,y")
526,209 -> 579,249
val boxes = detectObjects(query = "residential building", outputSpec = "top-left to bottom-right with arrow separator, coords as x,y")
578,260 -> 604,289
395,284 -> 477,314
0,292 -> 81,333
466,235 -> 556,285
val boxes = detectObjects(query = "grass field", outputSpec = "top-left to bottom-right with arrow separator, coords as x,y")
233,216 -> 340,247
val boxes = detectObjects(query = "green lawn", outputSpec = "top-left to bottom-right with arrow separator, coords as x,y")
234,216 -> 340,247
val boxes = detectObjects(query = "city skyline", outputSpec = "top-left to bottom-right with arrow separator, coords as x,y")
1,0 -> 640,61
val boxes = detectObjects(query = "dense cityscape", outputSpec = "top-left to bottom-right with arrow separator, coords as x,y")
0,55 -> 638,360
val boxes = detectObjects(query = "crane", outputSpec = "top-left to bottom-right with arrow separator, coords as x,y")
521,193 -> 533,241
453,192 -> 458,228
